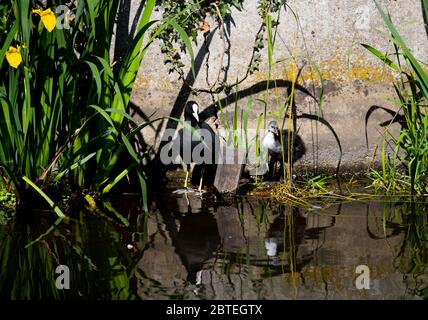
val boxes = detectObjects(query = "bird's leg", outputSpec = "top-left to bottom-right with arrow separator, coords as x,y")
185,192 -> 190,207
268,156 -> 275,181
184,165 -> 190,188
279,160 -> 285,183
198,167 -> 205,192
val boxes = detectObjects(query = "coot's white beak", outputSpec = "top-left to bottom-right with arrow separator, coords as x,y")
192,104 -> 199,122
193,112 -> 199,123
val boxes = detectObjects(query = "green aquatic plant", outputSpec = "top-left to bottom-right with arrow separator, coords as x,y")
0,190 -> 16,209
380,200 -> 428,299
218,90 -> 255,152
259,2 -> 326,188
0,180 -> 16,223
0,0 -> 195,213
303,175 -> 333,194
0,203 -> 136,299
157,0 -> 284,91
363,1 -> 428,195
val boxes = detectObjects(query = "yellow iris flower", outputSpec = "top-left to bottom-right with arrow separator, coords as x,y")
32,8 -> 56,32
84,194 -> 97,211
5,46 -> 22,69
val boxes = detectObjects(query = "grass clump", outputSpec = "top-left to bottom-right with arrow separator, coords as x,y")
363,1 -> 428,195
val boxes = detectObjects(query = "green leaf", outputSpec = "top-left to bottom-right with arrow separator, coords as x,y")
169,20 -> 195,78
103,201 -> 130,227
22,176 -> 66,219
120,133 -> 148,212
0,22 -> 18,66
54,152 -> 97,182
89,105 -> 116,128
361,44 -> 400,73
102,164 -> 133,195
84,60 -> 103,102
374,1 -> 428,99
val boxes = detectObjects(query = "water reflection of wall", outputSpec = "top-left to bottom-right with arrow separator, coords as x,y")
136,211 -> 188,299
136,195 -> 414,300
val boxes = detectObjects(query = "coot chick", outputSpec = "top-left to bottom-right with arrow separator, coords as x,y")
262,120 -> 305,181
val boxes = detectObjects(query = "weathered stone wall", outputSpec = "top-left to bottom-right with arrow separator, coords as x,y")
127,0 -> 428,174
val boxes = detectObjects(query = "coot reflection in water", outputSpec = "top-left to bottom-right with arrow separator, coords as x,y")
137,194 -> 427,300
173,213 -> 220,284
0,193 -> 426,300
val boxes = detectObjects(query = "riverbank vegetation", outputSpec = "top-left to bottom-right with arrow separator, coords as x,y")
0,0 -> 426,301
363,1 -> 428,195
0,0 -> 197,215
0,0 -> 427,216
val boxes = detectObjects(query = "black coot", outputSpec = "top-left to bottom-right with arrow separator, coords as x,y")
176,101 -> 219,190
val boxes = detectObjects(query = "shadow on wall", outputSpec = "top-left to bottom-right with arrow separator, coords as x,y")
114,0 -> 147,76
126,7 -> 343,187
128,28 -> 219,188
137,78 -> 343,184
197,81 -> 342,177
364,104 -> 407,149
127,0 -> 428,188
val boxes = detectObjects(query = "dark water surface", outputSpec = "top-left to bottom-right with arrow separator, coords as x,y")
0,189 -> 427,300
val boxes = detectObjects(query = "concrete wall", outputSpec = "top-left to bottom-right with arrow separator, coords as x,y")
127,0 -> 428,174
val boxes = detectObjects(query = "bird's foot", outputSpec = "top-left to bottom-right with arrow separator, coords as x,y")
172,188 -> 206,195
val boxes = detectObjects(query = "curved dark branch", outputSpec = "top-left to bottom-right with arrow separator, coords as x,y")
187,23 -> 266,95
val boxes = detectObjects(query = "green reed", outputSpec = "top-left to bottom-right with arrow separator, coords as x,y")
0,1 -> 194,213
0,204 -> 136,299
363,1 -> 428,194
380,199 -> 428,299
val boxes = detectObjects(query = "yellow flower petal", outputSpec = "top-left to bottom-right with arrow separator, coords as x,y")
32,8 -> 56,32
84,194 -> 97,211
5,46 -> 22,69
